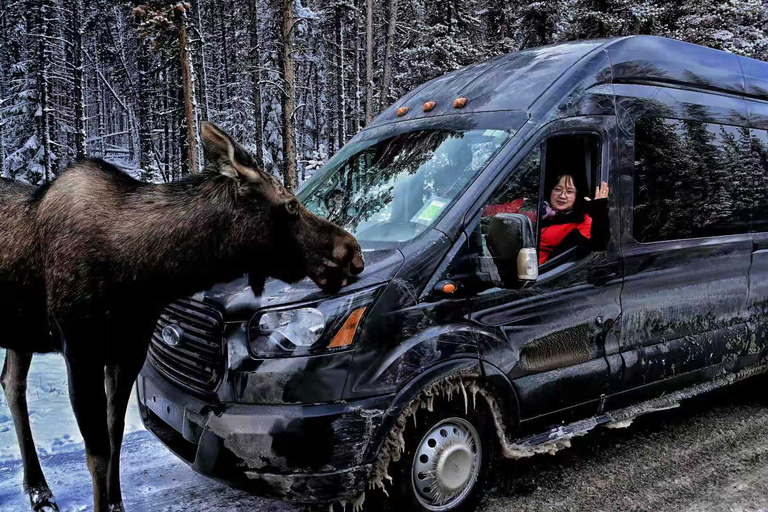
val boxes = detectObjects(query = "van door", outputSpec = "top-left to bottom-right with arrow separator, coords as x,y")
745,119 -> 768,358
616,115 -> 752,403
469,117 -> 623,425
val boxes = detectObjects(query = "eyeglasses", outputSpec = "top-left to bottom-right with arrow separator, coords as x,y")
553,187 -> 576,197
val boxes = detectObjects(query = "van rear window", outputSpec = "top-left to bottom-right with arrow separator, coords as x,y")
633,117 -> 752,243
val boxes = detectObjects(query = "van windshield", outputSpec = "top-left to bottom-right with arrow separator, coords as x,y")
299,129 -> 510,244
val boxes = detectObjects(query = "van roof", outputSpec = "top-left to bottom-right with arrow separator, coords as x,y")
369,36 -> 768,129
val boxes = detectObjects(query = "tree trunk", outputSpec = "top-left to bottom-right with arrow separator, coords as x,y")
488,1 -> 505,41
163,69 -> 171,181
0,0 -> 8,172
136,41 -> 154,174
178,78 -> 188,177
191,0 -> 209,121
250,0 -> 265,169
37,0 -> 53,182
176,9 -> 201,173
353,0 -> 361,134
281,0 -> 297,190
218,9 -> 230,107
335,4 -> 346,147
364,0 -> 373,125
73,0 -> 86,158
380,0 -> 397,111
313,62 -> 320,151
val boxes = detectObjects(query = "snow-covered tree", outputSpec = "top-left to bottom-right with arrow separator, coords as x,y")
0,0 -> 766,185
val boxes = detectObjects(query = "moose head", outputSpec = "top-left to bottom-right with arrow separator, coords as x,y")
200,122 -> 364,293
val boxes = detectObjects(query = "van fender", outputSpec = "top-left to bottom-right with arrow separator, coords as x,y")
362,357 -> 521,494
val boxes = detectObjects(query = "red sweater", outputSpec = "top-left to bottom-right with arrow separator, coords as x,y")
539,215 -> 592,264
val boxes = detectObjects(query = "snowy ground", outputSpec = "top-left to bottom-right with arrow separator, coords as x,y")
0,350 -> 144,463
2,348 -> 768,511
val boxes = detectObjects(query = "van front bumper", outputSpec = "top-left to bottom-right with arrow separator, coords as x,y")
136,362 -> 393,503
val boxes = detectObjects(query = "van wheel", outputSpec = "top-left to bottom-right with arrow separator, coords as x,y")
381,396 -> 496,511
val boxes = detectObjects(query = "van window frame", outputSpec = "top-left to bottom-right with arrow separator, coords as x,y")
463,119 -> 610,283
630,115 -> 754,246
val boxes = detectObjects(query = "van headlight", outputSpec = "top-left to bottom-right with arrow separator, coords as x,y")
248,285 -> 381,358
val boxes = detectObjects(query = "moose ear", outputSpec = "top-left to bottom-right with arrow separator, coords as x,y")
201,122 -> 261,181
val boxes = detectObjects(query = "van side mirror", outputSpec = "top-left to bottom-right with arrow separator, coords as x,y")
486,213 -> 538,285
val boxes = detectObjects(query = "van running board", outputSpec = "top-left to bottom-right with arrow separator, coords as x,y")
501,361 -> 768,459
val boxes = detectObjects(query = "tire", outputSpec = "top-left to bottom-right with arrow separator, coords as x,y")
377,390 -> 497,512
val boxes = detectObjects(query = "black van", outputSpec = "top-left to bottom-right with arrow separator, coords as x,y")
137,35 -> 768,511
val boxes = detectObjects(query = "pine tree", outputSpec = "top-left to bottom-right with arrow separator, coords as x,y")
250,0 -> 266,169
364,0 -> 374,125
281,0 -> 297,190
671,0 -> 768,58
379,0 -> 397,110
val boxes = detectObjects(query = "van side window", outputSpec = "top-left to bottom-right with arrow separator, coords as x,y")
749,129 -> 768,232
634,117 -> 752,242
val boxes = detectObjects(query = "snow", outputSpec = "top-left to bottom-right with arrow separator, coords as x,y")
0,348 -> 299,511
0,349 -> 145,462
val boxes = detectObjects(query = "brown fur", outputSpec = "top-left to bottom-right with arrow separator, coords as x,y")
0,122 -> 363,512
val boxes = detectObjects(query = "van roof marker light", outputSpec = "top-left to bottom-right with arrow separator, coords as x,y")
453,97 -> 468,109
397,106 -> 409,117
328,306 -> 367,348
423,101 -> 436,112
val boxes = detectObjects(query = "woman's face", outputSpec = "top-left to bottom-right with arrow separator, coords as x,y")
550,175 -> 577,212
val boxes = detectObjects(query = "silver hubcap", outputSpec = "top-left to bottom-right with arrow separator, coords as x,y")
412,417 -> 482,510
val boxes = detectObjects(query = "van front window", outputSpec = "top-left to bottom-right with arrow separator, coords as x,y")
299,129 -> 510,243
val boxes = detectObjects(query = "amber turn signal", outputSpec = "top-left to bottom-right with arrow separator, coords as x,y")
453,97 -> 468,109
397,106 -> 409,117
328,307 -> 367,348
442,282 -> 457,294
423,101 -> 436,112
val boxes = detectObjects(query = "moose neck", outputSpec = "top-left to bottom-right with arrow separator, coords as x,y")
119,173 -> 267,300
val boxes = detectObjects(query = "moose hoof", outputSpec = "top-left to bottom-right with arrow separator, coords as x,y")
28,485 -> 58,512
108,503 -> 126,512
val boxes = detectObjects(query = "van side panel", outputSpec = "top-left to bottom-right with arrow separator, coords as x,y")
343,231 -> 481,399
744,100 -> 768,358
612,85 -> 752,404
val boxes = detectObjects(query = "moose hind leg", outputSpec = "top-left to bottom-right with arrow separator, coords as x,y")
65,354 -> 111,512
105,355 -> 146,512
0,350 -> 59,511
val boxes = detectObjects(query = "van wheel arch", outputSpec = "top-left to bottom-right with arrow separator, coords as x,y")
365,363 -> 519,508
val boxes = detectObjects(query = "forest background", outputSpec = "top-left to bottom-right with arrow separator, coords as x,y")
0,0 -> 766,189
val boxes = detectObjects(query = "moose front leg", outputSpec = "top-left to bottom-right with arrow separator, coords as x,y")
105,352 -> 147,512
64,353 -> 111,512
1,349 -> 58,511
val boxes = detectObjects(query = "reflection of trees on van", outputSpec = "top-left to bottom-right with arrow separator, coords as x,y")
301,129 -> 510,242
634,117 -> 764,242
749,129 -> 768,231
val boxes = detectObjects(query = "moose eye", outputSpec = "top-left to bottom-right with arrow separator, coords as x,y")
285,199 -> 300,216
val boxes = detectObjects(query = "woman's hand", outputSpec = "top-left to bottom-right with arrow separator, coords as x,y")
585,181 -> 609,201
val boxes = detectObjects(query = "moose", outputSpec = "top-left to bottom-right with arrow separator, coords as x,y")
0,122 -> 364,512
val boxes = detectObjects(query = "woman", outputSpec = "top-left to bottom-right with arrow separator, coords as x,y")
539,174 -> 610,264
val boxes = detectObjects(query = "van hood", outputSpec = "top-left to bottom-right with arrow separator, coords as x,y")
196,246 -> 405,322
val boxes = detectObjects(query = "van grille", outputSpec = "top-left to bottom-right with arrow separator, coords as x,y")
147,298 -> 225,397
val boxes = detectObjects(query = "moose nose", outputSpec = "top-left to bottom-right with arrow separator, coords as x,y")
350,249 -> 365,275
